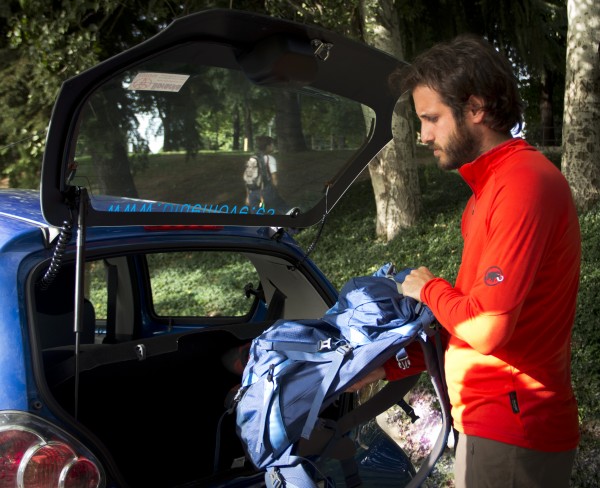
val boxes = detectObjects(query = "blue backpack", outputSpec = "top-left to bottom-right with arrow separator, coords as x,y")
233,263 -> 450,487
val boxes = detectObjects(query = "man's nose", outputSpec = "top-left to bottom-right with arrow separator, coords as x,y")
420,125 -> 433,145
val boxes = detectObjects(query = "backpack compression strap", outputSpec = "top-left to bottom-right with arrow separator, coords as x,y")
258,337 -> 354,440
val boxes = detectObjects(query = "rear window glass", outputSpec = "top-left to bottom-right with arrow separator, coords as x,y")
87,251 -> 259,322
67,42 -> 371,219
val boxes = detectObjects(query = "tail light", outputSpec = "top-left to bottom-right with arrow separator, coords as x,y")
0,412 -> 103,488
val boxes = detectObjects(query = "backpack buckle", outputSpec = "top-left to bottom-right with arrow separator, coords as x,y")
396,348 -> 411,369
267,467 -> 284,488
397,357 -> 411,369
318,338 -> 333,351
267,364 -> 275,382
336,343 -> 353,357
232,385 -> 246,404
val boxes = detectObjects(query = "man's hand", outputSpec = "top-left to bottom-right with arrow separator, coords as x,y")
400,266 -> 436,302
345,366 -> 386,393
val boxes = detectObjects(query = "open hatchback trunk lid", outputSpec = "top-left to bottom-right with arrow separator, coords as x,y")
40,8 -> 403,229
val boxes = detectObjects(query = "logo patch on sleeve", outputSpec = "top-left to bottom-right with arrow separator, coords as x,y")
484,266 -> 504,286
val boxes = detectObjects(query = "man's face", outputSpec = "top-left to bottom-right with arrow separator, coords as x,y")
413,85 -> 482,170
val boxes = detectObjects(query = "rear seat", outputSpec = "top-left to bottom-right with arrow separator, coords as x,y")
34,267 -> 97,349
43,322 -> 269,387
43,329 -> 193,388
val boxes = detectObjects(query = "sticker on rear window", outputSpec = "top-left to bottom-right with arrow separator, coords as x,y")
104,201 -> 276,216
128,72 -> 190,92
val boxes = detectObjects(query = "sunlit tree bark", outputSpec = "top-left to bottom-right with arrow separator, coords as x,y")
359,0 -> 421,241
562,0 -> 600,210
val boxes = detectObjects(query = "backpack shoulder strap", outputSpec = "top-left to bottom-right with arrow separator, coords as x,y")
256,152 -> 271,182
297,331 -> 451,488
347,332 -> 451,488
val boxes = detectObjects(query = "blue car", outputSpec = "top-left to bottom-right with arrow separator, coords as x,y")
0,9 -> 448,488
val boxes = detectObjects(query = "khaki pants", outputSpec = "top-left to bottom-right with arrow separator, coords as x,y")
454,434 -> 576,488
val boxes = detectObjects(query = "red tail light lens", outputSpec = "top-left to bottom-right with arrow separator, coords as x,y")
63,458 -> 100,488
21,442 -> 75,487
0,413 -> 102,488
0,428 -> 40,487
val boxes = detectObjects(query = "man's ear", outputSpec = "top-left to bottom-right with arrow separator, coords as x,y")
466,95 -> 486,123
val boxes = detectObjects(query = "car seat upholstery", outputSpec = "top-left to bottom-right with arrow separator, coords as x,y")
35,267 -> 96,348
37,299 -> 96,349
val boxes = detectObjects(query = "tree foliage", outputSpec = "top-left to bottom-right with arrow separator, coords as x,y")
0,0 -> 597,218
2,2 -> 98,185
0,0 -> 189,187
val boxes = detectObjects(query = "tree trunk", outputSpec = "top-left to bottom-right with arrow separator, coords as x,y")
562,0 -> 600,211
274,91 -> 307,152
87,95 -> 138,198
359,0 -> 421,241
232,104 -> 241,151
243,97 -> 253,152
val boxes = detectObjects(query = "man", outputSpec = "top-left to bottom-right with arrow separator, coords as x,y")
359,35 -> 581,487
245,135 -> 286,212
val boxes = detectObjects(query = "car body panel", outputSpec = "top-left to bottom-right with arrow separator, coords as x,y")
0,197 -> 45,411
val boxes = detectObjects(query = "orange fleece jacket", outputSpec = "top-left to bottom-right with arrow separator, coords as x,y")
386,138 -> 580,452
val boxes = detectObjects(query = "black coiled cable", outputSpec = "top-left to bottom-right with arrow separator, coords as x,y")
39,219 -> 73,290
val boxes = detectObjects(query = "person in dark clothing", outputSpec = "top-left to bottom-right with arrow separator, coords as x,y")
245,135 -> 287,213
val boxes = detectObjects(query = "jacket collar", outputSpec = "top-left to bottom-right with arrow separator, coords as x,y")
458,138 -> 528,195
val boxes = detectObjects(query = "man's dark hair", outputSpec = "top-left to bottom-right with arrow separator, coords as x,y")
390,34 -> 524,134
256,135 -> 275,152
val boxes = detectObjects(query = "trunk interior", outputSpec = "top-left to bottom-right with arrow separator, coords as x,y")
41,324 -> 271,487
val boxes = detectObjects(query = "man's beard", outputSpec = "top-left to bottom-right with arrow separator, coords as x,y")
431,121 -> 482,171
